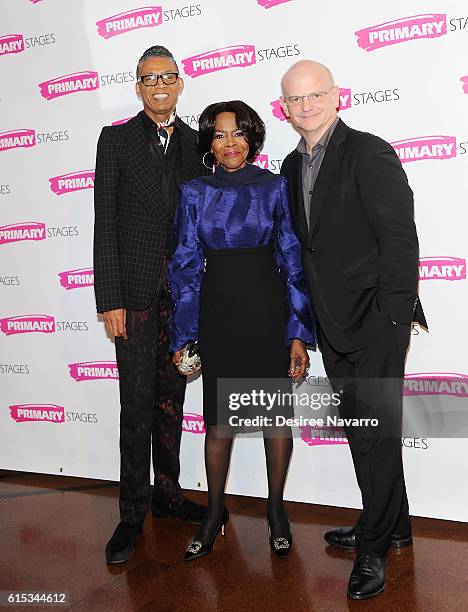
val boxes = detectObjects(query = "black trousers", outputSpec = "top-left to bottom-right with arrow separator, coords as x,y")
318,319 -> 411,556
115,261 -> 187,524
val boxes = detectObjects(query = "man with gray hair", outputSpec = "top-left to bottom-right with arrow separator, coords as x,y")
280,60 -> 426,600
94,45 -> 206,564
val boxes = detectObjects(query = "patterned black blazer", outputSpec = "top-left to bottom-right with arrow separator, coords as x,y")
93,112 -> 206,313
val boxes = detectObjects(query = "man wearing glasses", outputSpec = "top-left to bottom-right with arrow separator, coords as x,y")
280,60 -> 426,600
94,45 -> 206,564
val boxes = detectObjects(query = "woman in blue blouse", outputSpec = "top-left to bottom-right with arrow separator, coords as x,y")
168,101 -> 315,561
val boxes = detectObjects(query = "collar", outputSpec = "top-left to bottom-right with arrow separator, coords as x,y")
141,109 -> 177,131
297,117 -> 339,156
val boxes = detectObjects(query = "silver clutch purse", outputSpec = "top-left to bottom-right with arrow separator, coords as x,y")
177,341 -> 201,375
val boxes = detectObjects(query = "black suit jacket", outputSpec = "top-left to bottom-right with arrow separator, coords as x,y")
93,112 -> 207,313
281,118 -> 427,352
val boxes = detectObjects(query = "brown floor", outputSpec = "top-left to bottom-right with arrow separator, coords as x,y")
0,471 -> 467,612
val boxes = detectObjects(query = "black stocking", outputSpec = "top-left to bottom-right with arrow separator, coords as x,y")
193,424 -> 233,544
263,426 -> 293,538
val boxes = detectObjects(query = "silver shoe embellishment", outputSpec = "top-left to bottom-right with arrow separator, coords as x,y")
186,540 -> 203,554
273,537 -> 290,550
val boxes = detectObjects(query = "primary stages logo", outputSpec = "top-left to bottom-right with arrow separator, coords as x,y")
49,170 -> 95,195
0,129 -> 36,152
355,14 -> 447,51
257,0 -> 292,7
96,7 -> 162,38
253,153 -> 283,173
112,117 -> 133,126
0,315 -> 55,335
39,71 -> 99,100
461,76 -> 468,95
0,222 -> 46,245
419,257 -> 466,281
404,373 -> 468,398
58,268 -> 94,290
182,45 -> 256,78
182,413 -> 205,434
0,34 -> 24,55
68,361 -> 119,381
9,404 -> 64,423
300,425 -> 348,447
391,136 -> 456,163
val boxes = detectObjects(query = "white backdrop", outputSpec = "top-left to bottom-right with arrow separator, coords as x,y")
1,0 -> 467,522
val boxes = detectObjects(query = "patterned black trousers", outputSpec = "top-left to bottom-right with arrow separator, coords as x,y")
115,261 -> 187,524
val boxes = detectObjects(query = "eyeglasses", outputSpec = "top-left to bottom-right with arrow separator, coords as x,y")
282,87 -> 335,106
139,72 -> 179,86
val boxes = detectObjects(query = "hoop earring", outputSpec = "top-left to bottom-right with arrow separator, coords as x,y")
202,151 -> 215,170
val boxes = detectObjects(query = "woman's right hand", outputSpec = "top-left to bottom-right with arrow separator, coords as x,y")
172,350 -> 183,368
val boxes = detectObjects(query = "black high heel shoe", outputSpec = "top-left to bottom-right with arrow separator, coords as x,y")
184,507 -> 230,561
267,516 -> 292,558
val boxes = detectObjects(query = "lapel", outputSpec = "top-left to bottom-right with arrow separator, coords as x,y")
308,118 -> 347,240
286,151 -> 309,243
126,112 -> 165,218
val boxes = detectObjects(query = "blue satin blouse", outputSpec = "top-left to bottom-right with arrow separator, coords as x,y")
167,163 -> 316,351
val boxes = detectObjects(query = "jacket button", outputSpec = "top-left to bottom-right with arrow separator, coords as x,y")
307,247 -> 315,254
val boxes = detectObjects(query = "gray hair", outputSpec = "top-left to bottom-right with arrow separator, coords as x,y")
136,45 -> 179,79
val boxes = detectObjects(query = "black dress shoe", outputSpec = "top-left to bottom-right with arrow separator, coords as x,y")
267,517 -> 292,558
347,552 -> 387,600
152,497 -> 206,524
184,507 -> 229,561
105,521 -> 143,564
324,526 -> 412,550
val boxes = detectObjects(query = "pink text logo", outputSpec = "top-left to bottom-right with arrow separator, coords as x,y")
0,129 -> 36,152
39,71 -> 99,100
0,222 -> 46,245
49,170 -> 95,195
10,404 -> 65,423
96,7 -> 162,39
461,76 -> 468,95
0,34 -> 24,56
112,117 -> 134,126
391,136 -> 456,163
339,87 -> 352,110
404,373 -> 468,397
419,257 -> 466,281
182,413 -> 206,434
271,99 -> 287,121
58,267 -> 94,290
68,361 -> 119,381
257,0 -> 292,8
300,425 -> 348,447
356,14 -> 447,52
182,45 -> 256,78
0,315 -> 55,335
253,153 -> 269,169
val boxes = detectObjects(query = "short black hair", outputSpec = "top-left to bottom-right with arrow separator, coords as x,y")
198,100 -> 265,162
136,45 -> 178,79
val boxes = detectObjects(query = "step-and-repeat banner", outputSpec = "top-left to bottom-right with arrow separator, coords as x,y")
1,0 -> 467,521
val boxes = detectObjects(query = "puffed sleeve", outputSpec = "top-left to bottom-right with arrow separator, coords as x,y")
274,177 -> 316,346
167,182 -> 205,352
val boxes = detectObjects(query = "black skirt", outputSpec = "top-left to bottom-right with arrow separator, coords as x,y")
199,244 -> 293,426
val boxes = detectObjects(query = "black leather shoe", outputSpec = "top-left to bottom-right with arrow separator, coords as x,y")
347,552 -> 387,600
152,497 -> 206,524
105,521 -> 143,564
324,526 -> 412,550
